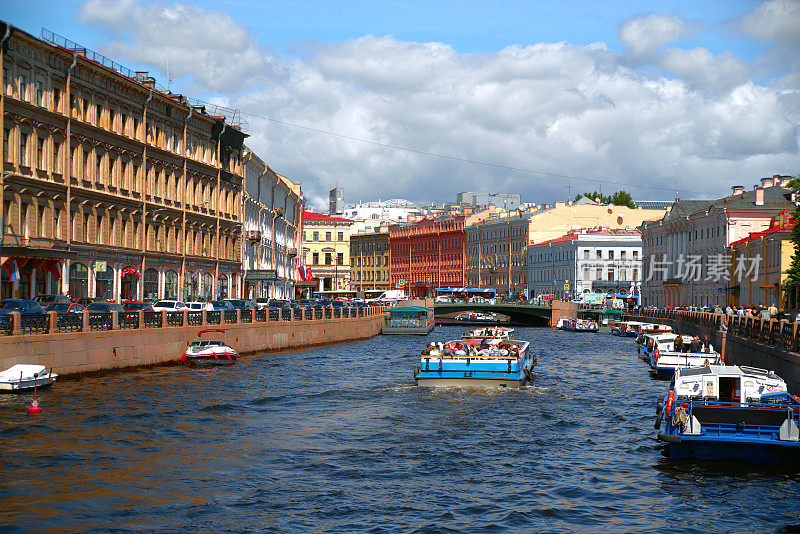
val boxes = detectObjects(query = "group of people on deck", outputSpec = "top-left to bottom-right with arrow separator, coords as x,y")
673,333 -> 713,353
421,340 -> 517,358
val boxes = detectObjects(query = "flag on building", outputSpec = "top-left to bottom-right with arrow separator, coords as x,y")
298,265 -> 314,281
3,260 -> 19,282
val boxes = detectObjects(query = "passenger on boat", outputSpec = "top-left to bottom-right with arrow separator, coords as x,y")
454,343 -> 467,356
702,335 -> 711,353
690,336 -> 702,353
674,335 -> 683,352
443,345 -> 453,356
422,343 -> 433,356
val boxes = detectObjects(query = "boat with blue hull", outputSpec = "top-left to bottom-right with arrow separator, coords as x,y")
641,333 -> 720,378
563,319 -> 598,332
414,338 -> 534,388
655,365 -> 800,462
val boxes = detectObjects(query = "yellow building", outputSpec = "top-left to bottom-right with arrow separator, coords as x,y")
350,226 -> 390,295
729,210 -> 794,308
301,210 -> 352,293
526,199 -> 669,244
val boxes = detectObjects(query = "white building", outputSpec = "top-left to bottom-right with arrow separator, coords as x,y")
341,199 -> 423,234
527,228 -> 643,301
242,148 -> 304,299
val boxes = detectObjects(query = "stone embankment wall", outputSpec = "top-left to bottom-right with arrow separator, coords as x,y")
625,312 -> 800,394
0,310 -> 385,377
549,301 -> 579,327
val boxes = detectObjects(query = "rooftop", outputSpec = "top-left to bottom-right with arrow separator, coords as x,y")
531,228 -> 641,247
303,211 -> 352,223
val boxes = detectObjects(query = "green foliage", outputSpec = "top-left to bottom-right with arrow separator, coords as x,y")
573,190 -> 635,208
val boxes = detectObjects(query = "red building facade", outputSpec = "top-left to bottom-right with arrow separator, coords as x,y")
390,216 -> 466,298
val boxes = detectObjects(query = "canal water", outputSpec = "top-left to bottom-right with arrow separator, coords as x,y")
1,327 -> 800,532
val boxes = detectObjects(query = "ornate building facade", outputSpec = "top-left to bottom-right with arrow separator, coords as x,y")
1,23 -> 245,301
350,226 -> 390,295
242,149 -> 303,300
301,211 -> 352,293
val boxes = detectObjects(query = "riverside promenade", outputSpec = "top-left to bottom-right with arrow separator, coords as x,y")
0,306 -> 388,376
624,309 -> 800,394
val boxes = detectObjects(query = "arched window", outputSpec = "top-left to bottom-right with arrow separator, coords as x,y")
69,263 -> 88,298
143,268 -> 159,299
95,264 -> 112,300
164,270 -> 178,300
201,272 -> 213,300
217,274 -> 228,299
183,272 -> 198,301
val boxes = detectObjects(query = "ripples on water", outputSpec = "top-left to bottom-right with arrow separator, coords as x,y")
1,327 -> 799,532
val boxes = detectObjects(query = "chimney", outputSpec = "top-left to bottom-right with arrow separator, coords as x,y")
777,175 -> 792,188
731,185 -> 744,196
755,186 -> 764,206
761,177 -> 774,188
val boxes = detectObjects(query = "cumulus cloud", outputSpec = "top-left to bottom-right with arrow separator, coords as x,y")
739,0 -> 800,45
77,0 -> 799,210
619,14 -> 686,58
78,0 -> 276,92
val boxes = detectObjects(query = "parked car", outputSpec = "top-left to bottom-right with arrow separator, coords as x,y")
185,301 -> 205,310
223,299 -> 257,310
0,299 -> 46,318
76,296 -> 106,307
122,301 -> 155,312
255,298 -> 272,310
211,300 -> 235,311
152,300 -> 189,312
34,294 -> 71,305
87,302 -> 126,313
44,302 -> 86,314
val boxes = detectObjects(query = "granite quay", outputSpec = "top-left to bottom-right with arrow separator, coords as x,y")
0,305 -> 389,376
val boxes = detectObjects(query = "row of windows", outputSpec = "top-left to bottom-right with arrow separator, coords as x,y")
3,64 -> 218,166
467,225 -> 526,241
306,230 -> 345,242
2,195 -> 240,261
644,225 -> 723,248
353,256 -> 389,267
532,248 -> 640,263
3,126 -> 239,218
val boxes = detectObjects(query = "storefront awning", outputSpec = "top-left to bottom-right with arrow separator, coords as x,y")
121,267 -> 141,278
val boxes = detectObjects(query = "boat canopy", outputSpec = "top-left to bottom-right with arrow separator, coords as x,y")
388,306 -> 432,316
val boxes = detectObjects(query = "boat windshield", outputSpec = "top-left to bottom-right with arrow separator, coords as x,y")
191,340 -> 224,347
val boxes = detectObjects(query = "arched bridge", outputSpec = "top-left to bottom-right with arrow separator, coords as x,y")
433,303 -> 552,326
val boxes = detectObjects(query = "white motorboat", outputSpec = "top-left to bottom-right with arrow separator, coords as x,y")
181,328 -> 239,366
0,364 -> 58,392
462,326 -> 515,340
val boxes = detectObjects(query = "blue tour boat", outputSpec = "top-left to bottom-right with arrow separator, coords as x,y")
414,338 -> 534,388
655,365 -> 800,462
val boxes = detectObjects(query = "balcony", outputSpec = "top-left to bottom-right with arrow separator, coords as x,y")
248,230 -> 262,242
287,247 -> 297,257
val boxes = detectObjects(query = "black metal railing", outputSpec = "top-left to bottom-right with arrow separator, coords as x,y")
144,311 -> 163,328
268,309 -> 279,321
88,312 -> 112,331
224,309 -> 237,324
241,309 -> 252,323
188,312 -> 203,326
119,312 -> 139,330
256,309 -> 268,322
167,312 -> 184,327
206,311 -> 221,325
56,313 -> 84,333
21,315 -> 49,335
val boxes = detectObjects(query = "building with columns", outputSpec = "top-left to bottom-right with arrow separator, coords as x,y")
1,23 -> 245,302
641,177 -> 795,307
242,149 -> 303,300
301,210 -> 352,293
465,212 -> 530,297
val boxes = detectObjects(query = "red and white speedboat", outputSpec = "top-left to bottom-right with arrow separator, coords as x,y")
181,329 -> 238,366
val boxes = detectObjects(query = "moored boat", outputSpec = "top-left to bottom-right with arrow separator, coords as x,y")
0,364 -> 57,392
655,365 -> 800,462
462,326 -> 514,340
181,328 -> 239,366
570,319 -> 598,332
455,311 -> 497,323
414,338 -> 535,388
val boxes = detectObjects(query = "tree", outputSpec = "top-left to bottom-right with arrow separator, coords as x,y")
574,190 -> 635,208
781,176 -> 800,308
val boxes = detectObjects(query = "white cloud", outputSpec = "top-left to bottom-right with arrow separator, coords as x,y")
619,14 -> 686,58
77,1 -> 799,210
739,0 -> 800,45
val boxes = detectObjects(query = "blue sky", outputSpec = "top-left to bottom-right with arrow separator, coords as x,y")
6,1 -> 763,58
4,1 -> 798,208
